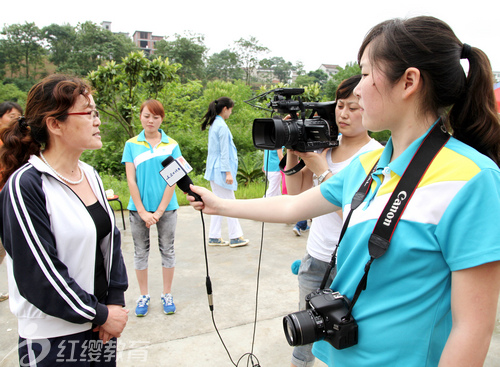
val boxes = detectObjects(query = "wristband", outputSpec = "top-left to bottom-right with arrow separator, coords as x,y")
317,169 -> 332,184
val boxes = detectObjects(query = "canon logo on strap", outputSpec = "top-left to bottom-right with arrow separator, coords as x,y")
382,191 -> 407,226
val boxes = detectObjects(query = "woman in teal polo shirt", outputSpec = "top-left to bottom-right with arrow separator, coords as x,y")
122,99 -> 181,317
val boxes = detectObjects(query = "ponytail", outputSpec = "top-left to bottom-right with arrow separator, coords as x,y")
201,97 -> 235,131
448,47 -> 500,166
0,118 -> 40,189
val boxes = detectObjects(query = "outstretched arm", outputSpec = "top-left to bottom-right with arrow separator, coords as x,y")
188,183 -> 339,223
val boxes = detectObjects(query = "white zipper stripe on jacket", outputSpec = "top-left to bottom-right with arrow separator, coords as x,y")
9,165 -> 96,320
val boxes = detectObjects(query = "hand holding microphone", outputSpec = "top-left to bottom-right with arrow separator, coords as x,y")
160,156 -> 202,202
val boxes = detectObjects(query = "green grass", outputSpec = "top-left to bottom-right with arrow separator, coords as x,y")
100,173 -> 268,209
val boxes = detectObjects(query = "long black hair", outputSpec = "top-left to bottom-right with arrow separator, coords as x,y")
200,97 -> 235,131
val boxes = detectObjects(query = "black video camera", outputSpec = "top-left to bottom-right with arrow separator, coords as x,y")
251,88 -> 339,152
283,288 -> 358,350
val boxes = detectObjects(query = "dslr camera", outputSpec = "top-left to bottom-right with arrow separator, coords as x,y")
251,88 -> 339,152
283,288 -> 358,350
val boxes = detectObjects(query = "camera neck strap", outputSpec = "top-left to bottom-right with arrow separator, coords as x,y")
322,121 -> 450,314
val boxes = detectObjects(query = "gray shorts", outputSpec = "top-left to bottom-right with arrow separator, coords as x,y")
129,210 -> 177,270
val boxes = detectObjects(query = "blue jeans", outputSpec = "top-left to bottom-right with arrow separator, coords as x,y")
295,220 -> 308,230
130,210 -> 177,270
291,253 -> 336,367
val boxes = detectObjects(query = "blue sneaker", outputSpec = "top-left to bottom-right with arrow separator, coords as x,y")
162,293 -> 176,314
135,295 -> 150,317
293,224 -> 310,236
229,237 -> 249,248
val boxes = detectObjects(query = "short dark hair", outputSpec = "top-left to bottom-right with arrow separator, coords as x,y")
0,101 -> 23,118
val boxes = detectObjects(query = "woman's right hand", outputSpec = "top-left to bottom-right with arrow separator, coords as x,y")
187,185 -> 220,215
99,305 -> 129,340
139,211 -> 157,229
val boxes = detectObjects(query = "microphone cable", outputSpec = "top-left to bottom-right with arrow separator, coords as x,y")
200,209 -> 262,367
198,151 -> 270,367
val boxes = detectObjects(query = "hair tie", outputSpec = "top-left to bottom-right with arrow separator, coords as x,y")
18,116 -> 28,130
214,99 -> 218,105
461,43 -> 472,59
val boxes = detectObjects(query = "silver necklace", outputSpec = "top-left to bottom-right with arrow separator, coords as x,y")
39,151 -> 84,185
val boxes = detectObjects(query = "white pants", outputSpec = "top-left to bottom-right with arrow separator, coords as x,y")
264,171 -> 282,197
209,181 -> 243,239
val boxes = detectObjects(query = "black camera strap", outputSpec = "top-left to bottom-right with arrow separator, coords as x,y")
279,154 -> 306,175
320,121 -> 450,315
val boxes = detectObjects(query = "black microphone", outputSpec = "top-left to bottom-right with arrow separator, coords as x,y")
161,156 -> 202,202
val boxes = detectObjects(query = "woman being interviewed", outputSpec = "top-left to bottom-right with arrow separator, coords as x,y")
201,97 -> 248,247
189,16 -> 500,366
0,75 -> 128,366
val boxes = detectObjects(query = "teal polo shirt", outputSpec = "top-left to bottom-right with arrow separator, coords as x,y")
122,129 -> 181,212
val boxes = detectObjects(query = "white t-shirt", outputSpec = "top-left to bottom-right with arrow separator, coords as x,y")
307,138 -> 383,262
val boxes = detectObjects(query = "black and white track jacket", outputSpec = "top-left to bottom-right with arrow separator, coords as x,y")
0,155 -> 128,339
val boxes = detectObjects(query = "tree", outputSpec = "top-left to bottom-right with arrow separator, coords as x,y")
233,36 -> 269,85
42,24 -> 76,69
60,21 -> 136,76
206,49 -> 243,81
155,32 -> 207,83
1,22 -> 45,79
88,51 -> 180,138
259,57 -> 295,84
292,74 -> 318,88
307,69 -> 329,86
273,59 -> 294,84
295,61 -> 305,76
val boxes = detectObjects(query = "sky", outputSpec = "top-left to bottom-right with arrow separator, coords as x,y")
1,0 -> 499,72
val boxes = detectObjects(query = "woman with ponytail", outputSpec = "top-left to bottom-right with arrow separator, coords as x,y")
201,97 -> 249,247
188,16 -> 500,366
0,75 -> 128,366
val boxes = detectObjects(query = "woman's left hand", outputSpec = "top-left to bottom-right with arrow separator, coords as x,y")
225,172 -> 234,185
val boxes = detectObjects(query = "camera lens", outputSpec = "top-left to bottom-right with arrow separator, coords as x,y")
283,309 -> 324,346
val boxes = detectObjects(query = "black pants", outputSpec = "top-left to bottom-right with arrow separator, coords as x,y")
18,329 -> 117,366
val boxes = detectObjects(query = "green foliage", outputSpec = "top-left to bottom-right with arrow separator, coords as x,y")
206,49 -> 244,81
81,140 -> 126,178
42,24 -> 77,68
1,22 -> 46,79
233,36 -> 269,85
88,51 -> 181,138
99,174 -> 130,211
323,63 -> 361,100
57,21 -> 137,76
155,32 -> 207,83
237,151 -> 264,185
370,130 -> 391,144
259,57 -> 295,84
0,82 -> 27,106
